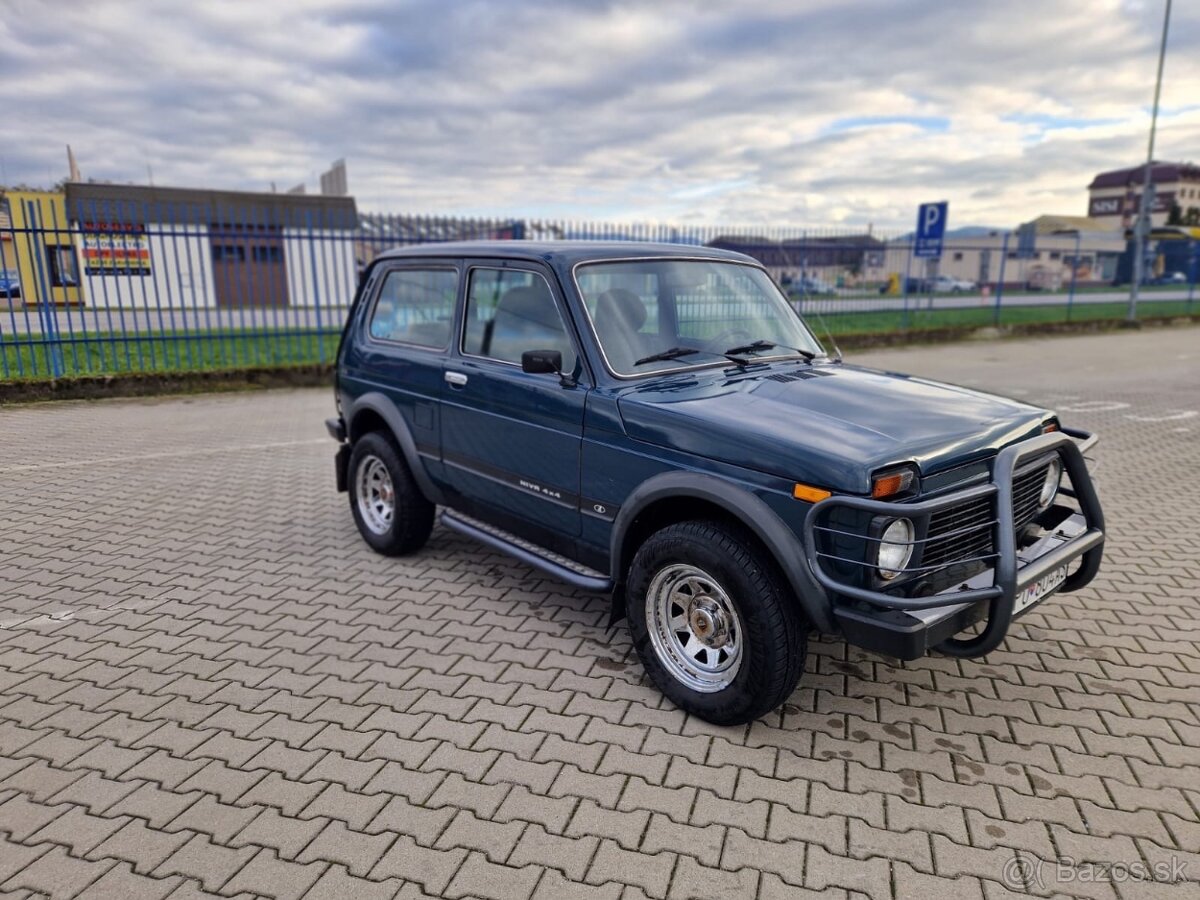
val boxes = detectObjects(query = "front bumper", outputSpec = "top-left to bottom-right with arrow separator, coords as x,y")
803,428 -> 1105,660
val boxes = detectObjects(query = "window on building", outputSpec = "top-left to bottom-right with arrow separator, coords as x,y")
368,267 -> 459,349
212,244 -> 246,263
46,244 -> 79,287
463,268 -> 576,371
251,246 -> 283,263
1049,251 -> 1061,260
953,252 -> 963,261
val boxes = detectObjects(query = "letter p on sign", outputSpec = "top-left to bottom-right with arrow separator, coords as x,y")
923,204 -> 940,233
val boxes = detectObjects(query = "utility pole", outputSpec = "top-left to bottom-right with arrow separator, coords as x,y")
1128,0 -> 1172,323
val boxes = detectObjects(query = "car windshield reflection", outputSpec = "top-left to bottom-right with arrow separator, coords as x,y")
575,259 -> 823,377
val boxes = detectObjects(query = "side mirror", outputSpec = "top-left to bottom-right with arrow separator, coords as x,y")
521,349 -> 575,387
521,349 -> 563,375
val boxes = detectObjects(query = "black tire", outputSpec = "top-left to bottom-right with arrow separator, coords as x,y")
626,520 -> 807,725
347,431 -> 434,556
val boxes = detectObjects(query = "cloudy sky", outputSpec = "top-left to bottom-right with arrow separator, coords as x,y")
2,0 -> 1197,230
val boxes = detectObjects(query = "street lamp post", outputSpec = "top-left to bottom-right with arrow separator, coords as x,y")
1127,0 -> 1173,323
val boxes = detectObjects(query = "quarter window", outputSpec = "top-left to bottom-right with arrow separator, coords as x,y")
369,267 -> 459,348
463,269 -> 577,372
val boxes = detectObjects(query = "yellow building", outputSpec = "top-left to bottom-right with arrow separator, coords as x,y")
0,189 -> 82,307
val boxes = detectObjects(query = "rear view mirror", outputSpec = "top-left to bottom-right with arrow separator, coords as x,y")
521,349 -> 563,375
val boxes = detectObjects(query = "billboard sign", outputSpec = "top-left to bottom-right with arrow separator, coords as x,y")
81,222 -> 152,276
914,201 -> 948,259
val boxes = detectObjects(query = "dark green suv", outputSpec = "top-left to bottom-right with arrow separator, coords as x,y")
327,241 -> 1105,724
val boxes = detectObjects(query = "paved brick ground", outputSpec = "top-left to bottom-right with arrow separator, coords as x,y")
0,326 -> 1197,899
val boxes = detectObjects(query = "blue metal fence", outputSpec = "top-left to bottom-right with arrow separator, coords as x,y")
1,196 -> 1196,383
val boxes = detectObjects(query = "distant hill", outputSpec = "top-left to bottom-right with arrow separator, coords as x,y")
896,225 -> 1005,240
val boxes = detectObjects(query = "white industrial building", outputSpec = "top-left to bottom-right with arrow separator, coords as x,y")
63,183 -> 358,310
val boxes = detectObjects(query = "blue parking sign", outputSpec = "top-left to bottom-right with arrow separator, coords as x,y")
914,201 -> 948,259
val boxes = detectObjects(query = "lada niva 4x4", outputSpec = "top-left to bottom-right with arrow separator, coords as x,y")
327,242 -> 1104,724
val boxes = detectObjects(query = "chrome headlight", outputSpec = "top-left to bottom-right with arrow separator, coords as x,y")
1038,458 -> 1062,510
876,517 -> 914,580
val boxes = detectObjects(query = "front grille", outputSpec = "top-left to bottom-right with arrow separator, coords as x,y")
921,462 -> 1051,569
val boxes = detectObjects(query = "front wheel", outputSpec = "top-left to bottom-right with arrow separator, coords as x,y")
627,520 -> 806,725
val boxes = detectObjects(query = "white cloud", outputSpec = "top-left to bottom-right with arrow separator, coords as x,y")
1,0 -> 1196,229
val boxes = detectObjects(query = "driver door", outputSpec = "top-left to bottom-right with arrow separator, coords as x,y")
440,262 -> 587,541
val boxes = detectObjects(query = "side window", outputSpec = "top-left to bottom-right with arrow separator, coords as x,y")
369,267 -> 459,349
463,269 -> 577,372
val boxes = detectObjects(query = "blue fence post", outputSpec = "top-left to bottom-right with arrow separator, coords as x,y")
0,197 -> 20,380
306,210 -> 325,363
1188,240 -> 1197,313
1067,232 -> 1080,322
46,199 -> 81,375
993,233 -> 1009,326
27,200 -> 65,378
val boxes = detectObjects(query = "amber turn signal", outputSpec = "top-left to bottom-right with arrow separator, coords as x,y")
872,470 -> 914,498
1042,422 -> 1059,433
792,483 -> 832,503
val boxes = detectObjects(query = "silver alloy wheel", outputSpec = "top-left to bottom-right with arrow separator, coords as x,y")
645,563 -> 743,693
356,455 -> 395,535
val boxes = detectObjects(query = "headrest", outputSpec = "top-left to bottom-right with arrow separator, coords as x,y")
594,288 -> 647,332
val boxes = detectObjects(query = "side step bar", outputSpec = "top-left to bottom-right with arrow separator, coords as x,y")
441,511 -> 613,592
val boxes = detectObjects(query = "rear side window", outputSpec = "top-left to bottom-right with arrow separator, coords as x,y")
369,267 -> 459,348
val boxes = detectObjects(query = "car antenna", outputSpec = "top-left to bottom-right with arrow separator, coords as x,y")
780,242 -> 842,364
792,281 -> 843,364
811,307 -> 843,363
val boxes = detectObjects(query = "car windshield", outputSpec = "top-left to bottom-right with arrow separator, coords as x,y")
575,259 -> 824,376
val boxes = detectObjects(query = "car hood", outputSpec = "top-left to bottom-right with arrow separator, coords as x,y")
615,362 -> 1048,494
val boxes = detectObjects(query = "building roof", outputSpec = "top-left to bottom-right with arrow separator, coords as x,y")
374,240 -> 756,267
1089,162 -> 1200,190
63,182 -> 358,228
1023,214 -> 1116,235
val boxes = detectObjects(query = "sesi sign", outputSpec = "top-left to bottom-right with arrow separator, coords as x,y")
1088,197 -> 1123,217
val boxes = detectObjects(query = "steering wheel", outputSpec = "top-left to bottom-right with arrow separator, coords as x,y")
703,327 -> 753,351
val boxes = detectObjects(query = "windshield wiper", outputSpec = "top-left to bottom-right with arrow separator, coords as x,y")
723,339 -> 816,362
634,346 -> 701,366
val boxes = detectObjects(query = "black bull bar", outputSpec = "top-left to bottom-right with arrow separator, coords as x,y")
802,428 -> 1105,658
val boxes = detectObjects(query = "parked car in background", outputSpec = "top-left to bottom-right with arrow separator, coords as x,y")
787,275 -> 837,296
328,241 -> 1105,724
930,274 -> 977,293
0,270 -> 21,300
1150,271 -> 1187,285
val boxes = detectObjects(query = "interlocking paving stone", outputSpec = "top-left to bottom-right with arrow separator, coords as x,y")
1,328 -> 1199,898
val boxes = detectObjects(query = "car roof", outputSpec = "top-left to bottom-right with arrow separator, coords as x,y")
370,240 -> 759,267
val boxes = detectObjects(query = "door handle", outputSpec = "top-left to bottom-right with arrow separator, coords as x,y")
444,371 -> 468,387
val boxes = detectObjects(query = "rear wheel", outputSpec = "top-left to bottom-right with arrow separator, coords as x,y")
627,520 -> 806,725
348,431 -> 434,556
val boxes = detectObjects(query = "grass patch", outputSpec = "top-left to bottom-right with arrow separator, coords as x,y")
821,299 -> 1196,337
2,299 -> 1196,383
1,328 -> 341,381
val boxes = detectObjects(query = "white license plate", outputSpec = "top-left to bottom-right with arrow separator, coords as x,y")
1015,566 -> 1068,613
